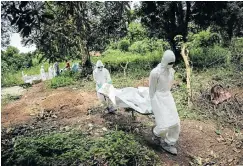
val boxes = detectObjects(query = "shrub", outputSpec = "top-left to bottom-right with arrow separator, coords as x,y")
108,41 -> 119,50
190,45 -> 231,68
1,46 -> 34,71
129,40 -> 148,54
188,29 -> 222,48
118,39 -> 130,52
100,49 -> 162,72
1,72 -> 24,87
5,131 -> 159,166
230,37 -> 243,69
129,38 -> 170,55
46,75 -> 75,89
188,29 -> 230,68
127,22 -> 147,42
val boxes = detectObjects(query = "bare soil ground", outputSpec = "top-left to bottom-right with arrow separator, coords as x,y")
1,82 -> 243,165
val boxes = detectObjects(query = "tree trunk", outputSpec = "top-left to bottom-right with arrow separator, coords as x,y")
78,38 -> 93,77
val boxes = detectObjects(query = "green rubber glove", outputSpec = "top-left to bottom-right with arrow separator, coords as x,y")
98,84 -> 102,89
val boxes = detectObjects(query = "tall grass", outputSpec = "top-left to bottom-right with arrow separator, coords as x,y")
1,60 -> 80,87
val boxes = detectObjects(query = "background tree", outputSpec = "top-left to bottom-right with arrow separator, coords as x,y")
137,1 -> 243,59
138,1 -> 192,59
2,1 -> 131,76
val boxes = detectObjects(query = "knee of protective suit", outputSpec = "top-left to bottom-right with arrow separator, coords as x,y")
153,126 -> 167,138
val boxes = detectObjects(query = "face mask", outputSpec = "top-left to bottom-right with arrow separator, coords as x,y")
98,66 -> 103,71
167,64 -> 173,69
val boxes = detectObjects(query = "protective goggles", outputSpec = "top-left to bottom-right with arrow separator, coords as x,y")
97,66 -> 104,69
168,62 -> 175,65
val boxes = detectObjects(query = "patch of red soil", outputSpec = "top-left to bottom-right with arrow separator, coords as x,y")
2,83 -> 100,127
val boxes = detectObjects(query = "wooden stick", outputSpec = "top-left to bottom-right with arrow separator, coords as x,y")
181,44 -> 192,107
120,61 -> 129,76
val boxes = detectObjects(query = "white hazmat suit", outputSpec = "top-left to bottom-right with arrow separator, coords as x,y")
40,65 -> 46,81
93,60 -> 112,101
93,60 -> 116,113
149,50 -> 180,155
48,65 -> 54,79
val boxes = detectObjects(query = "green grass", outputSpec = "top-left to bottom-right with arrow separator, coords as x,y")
1,60 -> 80,87
1,73 -> 24,87
46,75 -> 75,89
3,131 -> 159,166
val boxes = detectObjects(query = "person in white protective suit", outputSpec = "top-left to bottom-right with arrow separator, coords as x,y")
48,65 -> 54,79
53,62 -> 60,77
40,65 -> 46,81
93,60 -> 116,113
149,50 -> 180,155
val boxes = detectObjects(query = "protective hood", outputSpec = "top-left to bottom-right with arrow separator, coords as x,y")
161,50 -> 175,69
96,60 -> 104,68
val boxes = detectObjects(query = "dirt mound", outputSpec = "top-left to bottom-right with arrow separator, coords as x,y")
2,83 -> 100,127
1,101 -> 30,126
41,91 -> 85,110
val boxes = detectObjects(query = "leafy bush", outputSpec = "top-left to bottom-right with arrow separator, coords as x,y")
118,39 -> 130,52
101,49 -> 162,72
108,41 -> 119,50
1,46 -> 34,72
46,75 -> 75,89
190,45 -> 231,68
127,22 -> 147,42
5,131 -> 159,166
129,38 -> 170,55
230,37 -> 243,69
188,29 -> 230,68
1,72 -> 24,87
188,29 -> 222,47
61,70 -> 80,81
129,40 -> 148,54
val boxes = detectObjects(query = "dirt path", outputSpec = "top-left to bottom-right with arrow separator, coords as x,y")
1,83 -> 242,165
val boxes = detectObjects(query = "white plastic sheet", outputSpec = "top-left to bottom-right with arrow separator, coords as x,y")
98,83 -> 153,114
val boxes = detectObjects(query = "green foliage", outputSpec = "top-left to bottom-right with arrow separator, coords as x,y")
1,46 -> 34,72
100,49 -> 162,72
188,30 -> 230,68
230,37 -> 243,68
129,38 -> 170,55
118,38 -> 130,52
1,46 -> 36,87
6,131 -> 159,166
45,71 -> 80,89
188,29 -> 222,48
1,72 -> 24,87
108,41 -> 119,50
1,60 -> 78,87
127,22 -> 147,42
46,74 -> 75,89
190,45 -> 231,68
